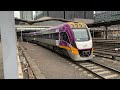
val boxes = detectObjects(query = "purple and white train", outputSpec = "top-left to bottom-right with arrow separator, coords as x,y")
23,22 -> 93,61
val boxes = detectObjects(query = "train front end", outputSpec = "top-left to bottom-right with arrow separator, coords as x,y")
68,22 -> 93,61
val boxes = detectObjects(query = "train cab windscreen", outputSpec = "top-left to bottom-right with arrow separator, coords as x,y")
73,29 -> 90,41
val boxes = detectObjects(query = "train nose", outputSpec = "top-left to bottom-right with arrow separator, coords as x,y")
82,51 -> 90,56
87,51 -> 90,55
79,49 -> 92,57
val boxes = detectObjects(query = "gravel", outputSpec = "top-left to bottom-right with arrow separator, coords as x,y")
93,56 -> 120,72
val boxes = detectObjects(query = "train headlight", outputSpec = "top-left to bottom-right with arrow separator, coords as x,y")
72,50 -> 79,55
70,46 -> 79,55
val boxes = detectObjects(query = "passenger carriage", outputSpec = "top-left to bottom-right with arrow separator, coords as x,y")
23,22 -> 93,61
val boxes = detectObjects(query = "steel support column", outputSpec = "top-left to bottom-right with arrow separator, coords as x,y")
0,11 -> 18,79
105,26 -> 108,40
21,30 -> 23,42
93,30 -> 94,38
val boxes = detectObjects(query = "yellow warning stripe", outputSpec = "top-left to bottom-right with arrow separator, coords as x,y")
67,22 -> 87,28
59,45 -> 79,55
92,48 -> 94,53
59,46 -> 71,50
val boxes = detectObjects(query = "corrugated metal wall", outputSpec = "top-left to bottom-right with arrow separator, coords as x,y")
48,11 -> 64,18
65,11 -> 75,20
42,11 -> 48,17
34,11 -> 93,20
85,11 -> 94,19
74,11 -> 84,18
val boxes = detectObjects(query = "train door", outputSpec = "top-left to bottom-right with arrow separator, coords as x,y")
60,32 -> 70,56
60,32 -> 70,43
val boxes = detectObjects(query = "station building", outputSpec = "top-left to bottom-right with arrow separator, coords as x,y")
90,11 -> 120,39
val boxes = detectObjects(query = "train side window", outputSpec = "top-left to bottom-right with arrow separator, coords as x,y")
60,32 -> 70,43
52,33 -> 59,40
42,35 -> 44,38
38,35 -> 42,38
44,34 -> 47,39
49,34 -> 52,39
40,35 -> 42,38
46,34 -> 49,39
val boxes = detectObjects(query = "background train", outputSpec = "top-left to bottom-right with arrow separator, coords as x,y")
23,22 -> 93,61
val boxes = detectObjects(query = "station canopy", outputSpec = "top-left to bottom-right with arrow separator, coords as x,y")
15,17 -> 73,25
15,17 -> 120,29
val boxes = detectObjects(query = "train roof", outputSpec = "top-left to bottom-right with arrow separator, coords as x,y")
67,22 -> 88,28
42,22 -> 88,31
44,23 -> 68,30
24,22 -> 88,35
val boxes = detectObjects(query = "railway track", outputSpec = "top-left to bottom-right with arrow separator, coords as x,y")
94,49 -> 117,53
93,41 -> 120,59
94,48 -> 119,55
93,46 -> 120,60
73,61 -> 120,79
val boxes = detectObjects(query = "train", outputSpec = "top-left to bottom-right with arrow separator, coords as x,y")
23,22 -> 93,61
